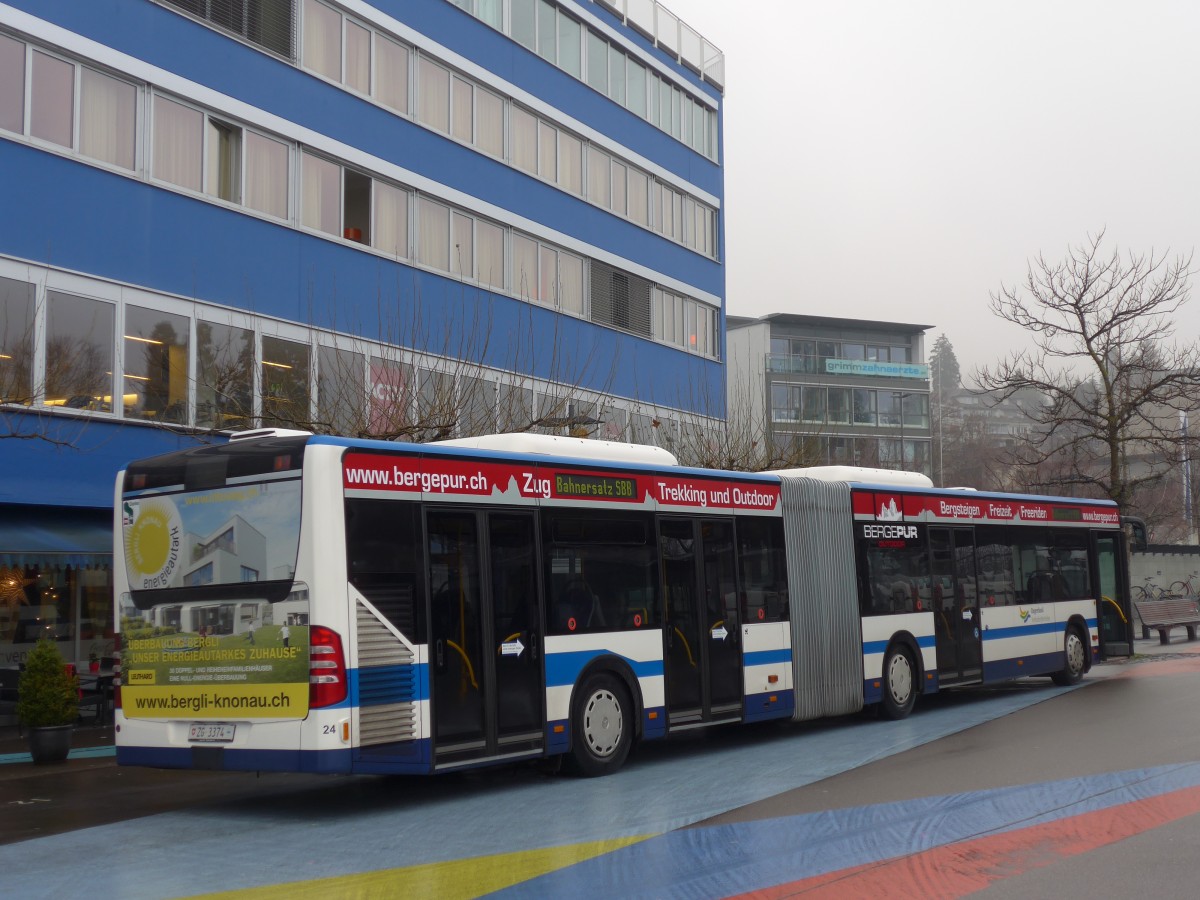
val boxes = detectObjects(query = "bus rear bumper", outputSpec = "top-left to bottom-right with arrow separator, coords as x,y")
116,745 -> 354,774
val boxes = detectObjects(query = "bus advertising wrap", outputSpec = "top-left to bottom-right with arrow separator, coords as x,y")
120,481 -> 309,719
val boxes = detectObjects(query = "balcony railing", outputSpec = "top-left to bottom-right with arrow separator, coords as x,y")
595,0 -> 725,90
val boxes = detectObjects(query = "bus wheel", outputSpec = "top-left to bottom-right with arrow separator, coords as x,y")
569,673 -> 632,777
881,645 -> 917,720
1051,627 -> 1086,686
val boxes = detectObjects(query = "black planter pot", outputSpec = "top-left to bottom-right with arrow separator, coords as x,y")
27,724 -> 74,764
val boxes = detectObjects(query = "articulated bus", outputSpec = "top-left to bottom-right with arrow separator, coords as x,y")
113,430 -> 1128,776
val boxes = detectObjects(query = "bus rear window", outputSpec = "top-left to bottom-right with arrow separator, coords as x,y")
122,478 -> 302,597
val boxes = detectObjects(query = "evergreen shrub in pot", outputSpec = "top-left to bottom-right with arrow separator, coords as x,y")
16,638 -> 78,763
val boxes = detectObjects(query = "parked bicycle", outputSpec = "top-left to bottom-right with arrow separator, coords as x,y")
1133,578 -> 1171,601
1168,574 -> 1199,598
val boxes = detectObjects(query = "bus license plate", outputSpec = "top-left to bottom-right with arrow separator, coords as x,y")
189,723 -> 235,743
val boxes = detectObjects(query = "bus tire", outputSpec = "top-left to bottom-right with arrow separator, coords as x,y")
569,673 -> 632,777
1051,626 -> 1086,686
880,644 -> 917,720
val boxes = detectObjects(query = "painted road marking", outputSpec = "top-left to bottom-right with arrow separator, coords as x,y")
488,763 -> 1200,898
189,835 -> 652,900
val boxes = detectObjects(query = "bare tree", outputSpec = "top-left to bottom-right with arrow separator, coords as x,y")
976,230 -> 1200,510
258,280 -> 623,443
662,361 -> 828,472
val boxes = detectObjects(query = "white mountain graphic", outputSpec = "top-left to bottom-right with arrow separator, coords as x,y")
878,498 -> 902,521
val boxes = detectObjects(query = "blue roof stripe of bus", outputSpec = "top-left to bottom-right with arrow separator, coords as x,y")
863,635 -> 937,655
545,650 -> 663,687
743,648 -> 792,667
983,618 -> 1097,641
308,434 -> 782,484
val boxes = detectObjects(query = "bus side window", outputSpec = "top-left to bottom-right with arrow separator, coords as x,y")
344,498 -> 424,643
542,511 -> 657,635
736,516 -> 788,623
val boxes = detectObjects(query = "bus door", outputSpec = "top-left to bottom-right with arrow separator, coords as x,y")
427,509 -> 543,767
659,517 -> 742,726
1093,531 -> 1132,657
930,527 -> 981,683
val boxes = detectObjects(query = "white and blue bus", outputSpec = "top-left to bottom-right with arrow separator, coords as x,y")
113,430 -> 1128,776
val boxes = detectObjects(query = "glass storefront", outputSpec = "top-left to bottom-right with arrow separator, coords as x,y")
0,562 -> 113,669
0,506 -> 114,674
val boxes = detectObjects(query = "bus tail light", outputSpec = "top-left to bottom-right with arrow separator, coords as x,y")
309,626 -> 348,708
112,633 -> 122,712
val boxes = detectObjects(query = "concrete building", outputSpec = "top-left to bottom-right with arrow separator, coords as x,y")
0,0 -> 726,669
727,313 -> 933,475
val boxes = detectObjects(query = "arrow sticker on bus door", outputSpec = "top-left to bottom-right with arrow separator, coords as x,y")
711,625 -> 729,641
501,639 -> 525,657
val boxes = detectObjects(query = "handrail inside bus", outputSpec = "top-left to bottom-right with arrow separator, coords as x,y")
1100,595 -> 1128,624
446,640 -> 479,691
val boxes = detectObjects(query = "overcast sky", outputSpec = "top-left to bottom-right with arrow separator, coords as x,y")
669,0 -> 1200,373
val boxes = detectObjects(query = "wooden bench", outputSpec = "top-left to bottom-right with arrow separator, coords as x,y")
1134,598 -> 1200,644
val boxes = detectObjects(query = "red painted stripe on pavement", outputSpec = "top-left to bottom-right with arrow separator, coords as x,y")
739,784 -> 1200,899
1115,656 -> 1200,679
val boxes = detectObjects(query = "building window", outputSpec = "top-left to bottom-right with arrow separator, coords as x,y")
608,44 -> 625,107
452,212 -> 474,279
627,169 -> 648,226
587,145 -> 610,207
514,234 -> 537,301
586,31 -> 607,93
318,344 -> 364,435
302,0 -> 340,80
375,35 -> 409,114
261,335 -> 310,428
206,119 -> 242,202
511,0 -> 536,50
0,34 -> 24,134
30,51 -> 74,149
79,68 -> 137,170
537,0 -> 556,63
124,305 -> 189,422
0,276 -> 34,404
853,389 -> 876,425
301,151 -> 341,236
196,320 -> 254,429
559,252 -> 583,316
827,388 -> 850,424
46,292 -> 114,412
153,96 -> 203,191
373,181 -> 409,258
559,131 -> 582,195
343,168 -> 371,243
611,162 -> 627,217
626,58 -> 647,118
345,19 -> 371,94
512,107 -> 537,175
417,197 -> 450,271
558,12 -> 582,78
417,57 -> 450,134
477,220 -> 505,291
244,131 -> 289,219
474,88 -> 503,158
452,75 -> 473,144
537,122 -> 557,182
163,0 -> 296,59
368,356 -> 410,434
538,245 -> 558,308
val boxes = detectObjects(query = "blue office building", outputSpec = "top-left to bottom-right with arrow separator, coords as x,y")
0,1 -> 725,667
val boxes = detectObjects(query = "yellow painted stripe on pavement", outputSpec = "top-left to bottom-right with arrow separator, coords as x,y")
186,834 -> 653,900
